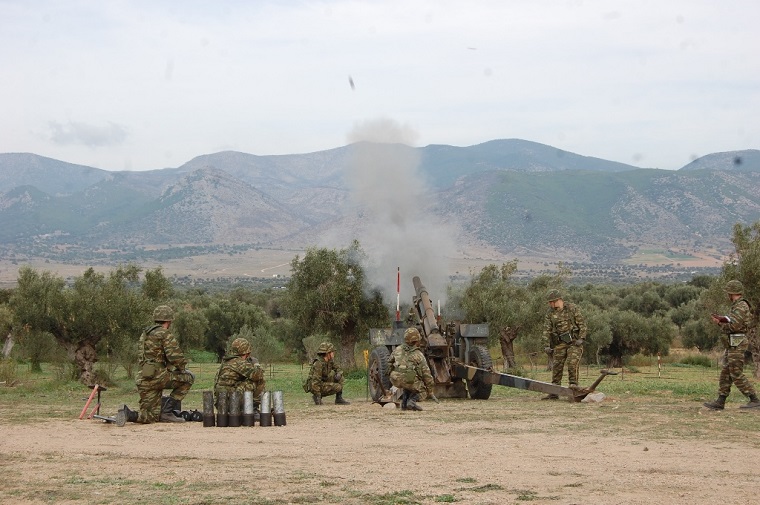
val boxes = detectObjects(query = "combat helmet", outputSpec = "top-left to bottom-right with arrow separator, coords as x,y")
404,327 -> 421,345
724,280 -> 744,295
546,289 -> 562,302
153,305 -> 174,322
316,342 -> 335,355
230,337 -> 252,356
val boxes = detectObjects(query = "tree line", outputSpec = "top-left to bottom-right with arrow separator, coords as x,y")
3,224 -> 760,384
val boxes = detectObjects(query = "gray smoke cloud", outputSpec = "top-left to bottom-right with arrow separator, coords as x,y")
343,118 -> 460,312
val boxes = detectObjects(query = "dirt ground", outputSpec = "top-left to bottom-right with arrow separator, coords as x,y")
1,394 -> 759,505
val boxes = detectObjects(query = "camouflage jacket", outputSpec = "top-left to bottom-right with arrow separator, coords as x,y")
388,343 -> 435,392
214,354 -> 265,390
308,357 -> 343,391
542,302 -> 587,348
138,324 -> 187,370
718,297 -> 752,350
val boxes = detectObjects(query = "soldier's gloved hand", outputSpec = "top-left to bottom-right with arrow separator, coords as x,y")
181,369 -> 195,381
544,347 -> 553,355
574,339 -> 585,346
333,372 -> 342,382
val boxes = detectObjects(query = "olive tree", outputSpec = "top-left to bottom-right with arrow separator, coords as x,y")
604,309 -> 675,367
284,240 -> 388,370
458,262 -> 569,370
10,266 -> 151,383
204,299 -> 270,361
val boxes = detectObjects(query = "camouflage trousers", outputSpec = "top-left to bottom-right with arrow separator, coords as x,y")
718,348 -> 757,397
551,343 -> 583,386
136,370 -> 194,424
311,380 -> 344,398
390,371 -> 428,396
215,380 -> 266,411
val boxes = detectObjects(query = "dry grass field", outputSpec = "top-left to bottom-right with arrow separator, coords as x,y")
1,362 -> 759,505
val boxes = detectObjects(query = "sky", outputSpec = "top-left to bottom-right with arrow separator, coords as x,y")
2,0 -> 759,172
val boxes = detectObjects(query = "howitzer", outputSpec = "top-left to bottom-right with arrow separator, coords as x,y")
368,275 -> 614,404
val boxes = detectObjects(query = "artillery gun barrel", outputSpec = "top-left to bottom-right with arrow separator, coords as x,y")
412,276 -> 440,337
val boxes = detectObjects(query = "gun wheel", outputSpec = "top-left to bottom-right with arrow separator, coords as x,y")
466,345 -> 493,400
368,347 -> 392,402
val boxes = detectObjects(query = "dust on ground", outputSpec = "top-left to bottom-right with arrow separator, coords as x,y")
1,394 -> 758,505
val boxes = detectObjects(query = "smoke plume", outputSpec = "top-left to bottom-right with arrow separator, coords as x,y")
343,118 -> 459,309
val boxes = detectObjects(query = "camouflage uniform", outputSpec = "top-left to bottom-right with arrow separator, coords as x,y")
704,280 -> 760,410
136,319 -> 194,424
306,343 -> 346,402
716,297 -> 755,398
388,343 -> 435,396
388,328 -> 435,410
542,294 -> 587,387
214,338 -> 266,411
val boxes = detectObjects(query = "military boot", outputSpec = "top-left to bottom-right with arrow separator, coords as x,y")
541,394 -> 559,400
160,397 -> 186,423
739,394 -> 760,409
407,393 -> 424,411
335,392 -> 350,405
312,393 -> 323,405
253,404 -> 261,423
400,391 -> 409,410
115,404 -> 138,427
703,394 -> 727,410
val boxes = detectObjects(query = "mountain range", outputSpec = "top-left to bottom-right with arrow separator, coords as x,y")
1,140 -> 759,269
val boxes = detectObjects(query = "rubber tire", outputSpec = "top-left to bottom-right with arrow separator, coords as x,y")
368,347 -> 392,402
466,345 -> 493,400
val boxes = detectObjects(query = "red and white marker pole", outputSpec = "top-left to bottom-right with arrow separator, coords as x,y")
395,267 -> 401,321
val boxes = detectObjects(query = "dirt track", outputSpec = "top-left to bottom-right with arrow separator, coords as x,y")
2,394 -> 759,505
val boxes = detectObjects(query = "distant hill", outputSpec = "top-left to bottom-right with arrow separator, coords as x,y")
0,153 -> 109,195
679,149 -> 760,172
438,168 -> 760,261
1,140 -> 759,267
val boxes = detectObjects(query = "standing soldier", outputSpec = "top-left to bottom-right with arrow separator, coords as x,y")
704,280 -> 760,410
388,328 -> 437,411
305,342 -> 350,405
215,337 -> 266,414
541,289 -> 587,400
116,305 -> 194,426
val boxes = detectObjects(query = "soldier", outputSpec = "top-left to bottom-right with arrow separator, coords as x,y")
305,342 -> 350,405
116,305 -> 194,426
405,306 -> 418,325
388,327 -> 436,411
703,280 -> 760,410
214,337 -> 266,414
541,289 -> 587,400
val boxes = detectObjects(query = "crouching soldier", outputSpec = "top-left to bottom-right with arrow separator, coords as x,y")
116,305 -> 194,426
304,342 -> 350,405
388,328 -> 436,411
215,337 -> 266,414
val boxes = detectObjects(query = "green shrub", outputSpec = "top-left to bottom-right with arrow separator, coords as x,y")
678,354 -> 713,368
0,358 -> 18,385
506,365 -> 527,377
187,349 -> 218,363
